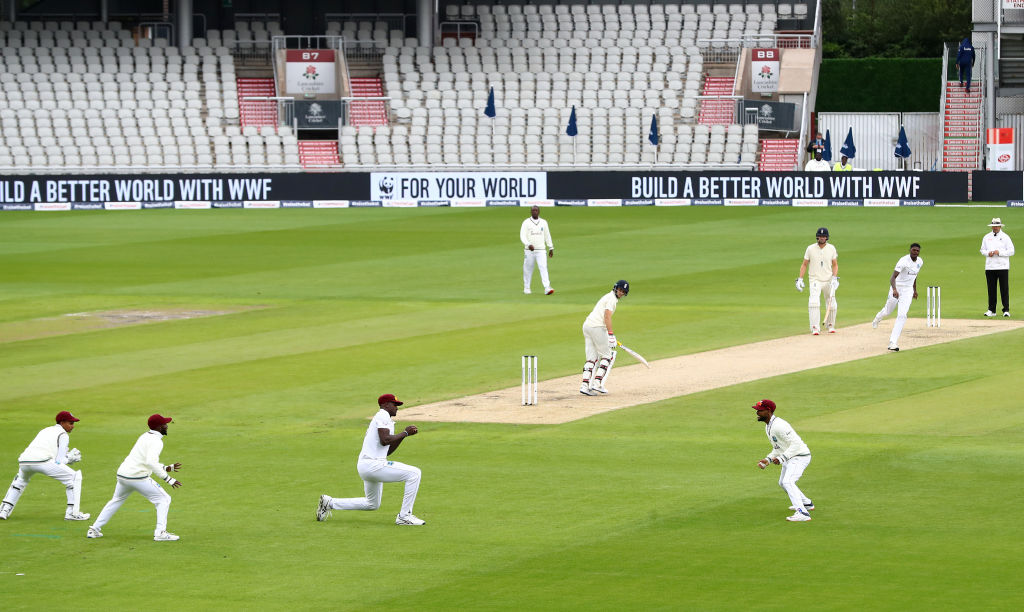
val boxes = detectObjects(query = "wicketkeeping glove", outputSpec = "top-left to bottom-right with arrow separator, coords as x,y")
795,278 -> 805,292
607,333 -> 617,348
66,448 -> 82,464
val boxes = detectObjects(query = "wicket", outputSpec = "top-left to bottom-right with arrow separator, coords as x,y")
927,285 -> 941,327
521,355 -> 538,405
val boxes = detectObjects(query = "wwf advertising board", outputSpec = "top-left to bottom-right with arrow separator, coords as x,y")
742,100 -> 796,132
0,171 -> 973,210
370,172 -> 546,205
547,171 -> 969,203
295,101 -> 341,130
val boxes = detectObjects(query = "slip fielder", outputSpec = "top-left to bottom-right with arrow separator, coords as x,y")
87,414 -> 182,541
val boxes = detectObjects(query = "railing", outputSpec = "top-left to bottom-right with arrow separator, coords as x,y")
138,21 -> 174,44
0,163 -> 304,175
438,21 -> 479,42
695,95 -> 744,123
234,12 -> 281,27
241,97 -> 298,132
324,12 -> 407,34
698,34 -> 816,63
342,40 -> 387,64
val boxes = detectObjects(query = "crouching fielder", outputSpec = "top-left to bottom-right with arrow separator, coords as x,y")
0,411 -> 89,521
753,399 -> 814,522
88,414 -> 182,541
317,394 -> 425,526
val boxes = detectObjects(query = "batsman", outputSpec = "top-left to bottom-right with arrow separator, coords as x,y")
795,227 -> 839,335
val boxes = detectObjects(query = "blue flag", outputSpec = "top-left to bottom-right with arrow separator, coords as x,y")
822,129 -> 832,162
648,114 -> 659,146
894,125 -> 911,159
840,128 -> 856,159
483,87 -> 496,119
566,106 -> 578,137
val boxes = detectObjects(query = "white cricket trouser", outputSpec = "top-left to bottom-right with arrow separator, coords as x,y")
582,325 -> 613,361
92,476 -> 172,535
875,285 -> 914,346
779,455 -> 812,510
523,249 -> 551,292
808,279 -> 837,331
329,458 -> 421,516
2,461 -> 80,515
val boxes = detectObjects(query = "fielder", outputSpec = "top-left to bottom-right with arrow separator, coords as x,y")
520,205 -> 555,295
580,280 -> 629,395
872,243 -> 923,352
753,399 -> 814,522
0,411 -> 89,521
795,227 -> 839,334
317,394 -> 425,526
87,414 -> 182,541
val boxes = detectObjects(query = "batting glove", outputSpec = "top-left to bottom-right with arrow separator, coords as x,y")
607,333 -> 617,348
66,448 -> 82,464
795,278 -> 805,292
830,277 -> 840,291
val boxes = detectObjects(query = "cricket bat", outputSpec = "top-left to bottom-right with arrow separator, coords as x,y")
616,342 -> 650,368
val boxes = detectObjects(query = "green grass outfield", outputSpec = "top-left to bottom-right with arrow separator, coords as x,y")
1,206 -> 1022,611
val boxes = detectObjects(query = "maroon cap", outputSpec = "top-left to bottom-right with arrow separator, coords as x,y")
377,393 -> 404,406
752,399 -> 777,411
148,414 -> 173,429
56,411 -> 80,423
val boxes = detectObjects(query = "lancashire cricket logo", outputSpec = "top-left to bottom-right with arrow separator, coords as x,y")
303,65 -> 319,80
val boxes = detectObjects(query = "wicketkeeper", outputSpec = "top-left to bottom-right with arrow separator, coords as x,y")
0,411 -> 89,521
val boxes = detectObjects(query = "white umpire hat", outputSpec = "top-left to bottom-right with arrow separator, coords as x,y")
989,218 -> 1004,227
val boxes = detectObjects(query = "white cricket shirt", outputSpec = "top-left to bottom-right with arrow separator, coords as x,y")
765,415 -> 810,462
980,231 -> 1015,270
117,430 -> 171,480
359,409 -> 395,461
893,254 -> 923,287
583,291 -> 618,328
520,217 -> 554,251
18,424 -> 69,464
804,159 -> 831,172
804,243 -> 838,282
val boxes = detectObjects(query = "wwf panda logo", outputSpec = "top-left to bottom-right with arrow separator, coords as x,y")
378,177 -> 394,198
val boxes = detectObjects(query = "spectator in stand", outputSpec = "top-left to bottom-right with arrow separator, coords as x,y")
806,132 -> 825,155
957,37 -> 976,94
832,155 -> 853,172
804,150 -> 831,172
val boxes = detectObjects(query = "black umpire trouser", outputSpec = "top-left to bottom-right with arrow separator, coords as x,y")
986,269 -> 1010,313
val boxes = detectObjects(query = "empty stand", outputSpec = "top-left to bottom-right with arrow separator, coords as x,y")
0,19 -> 300,173
375,1 -> 764,168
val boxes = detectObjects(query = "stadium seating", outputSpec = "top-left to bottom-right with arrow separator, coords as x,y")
0,19 -> 300,173
369,2 -> 770,168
